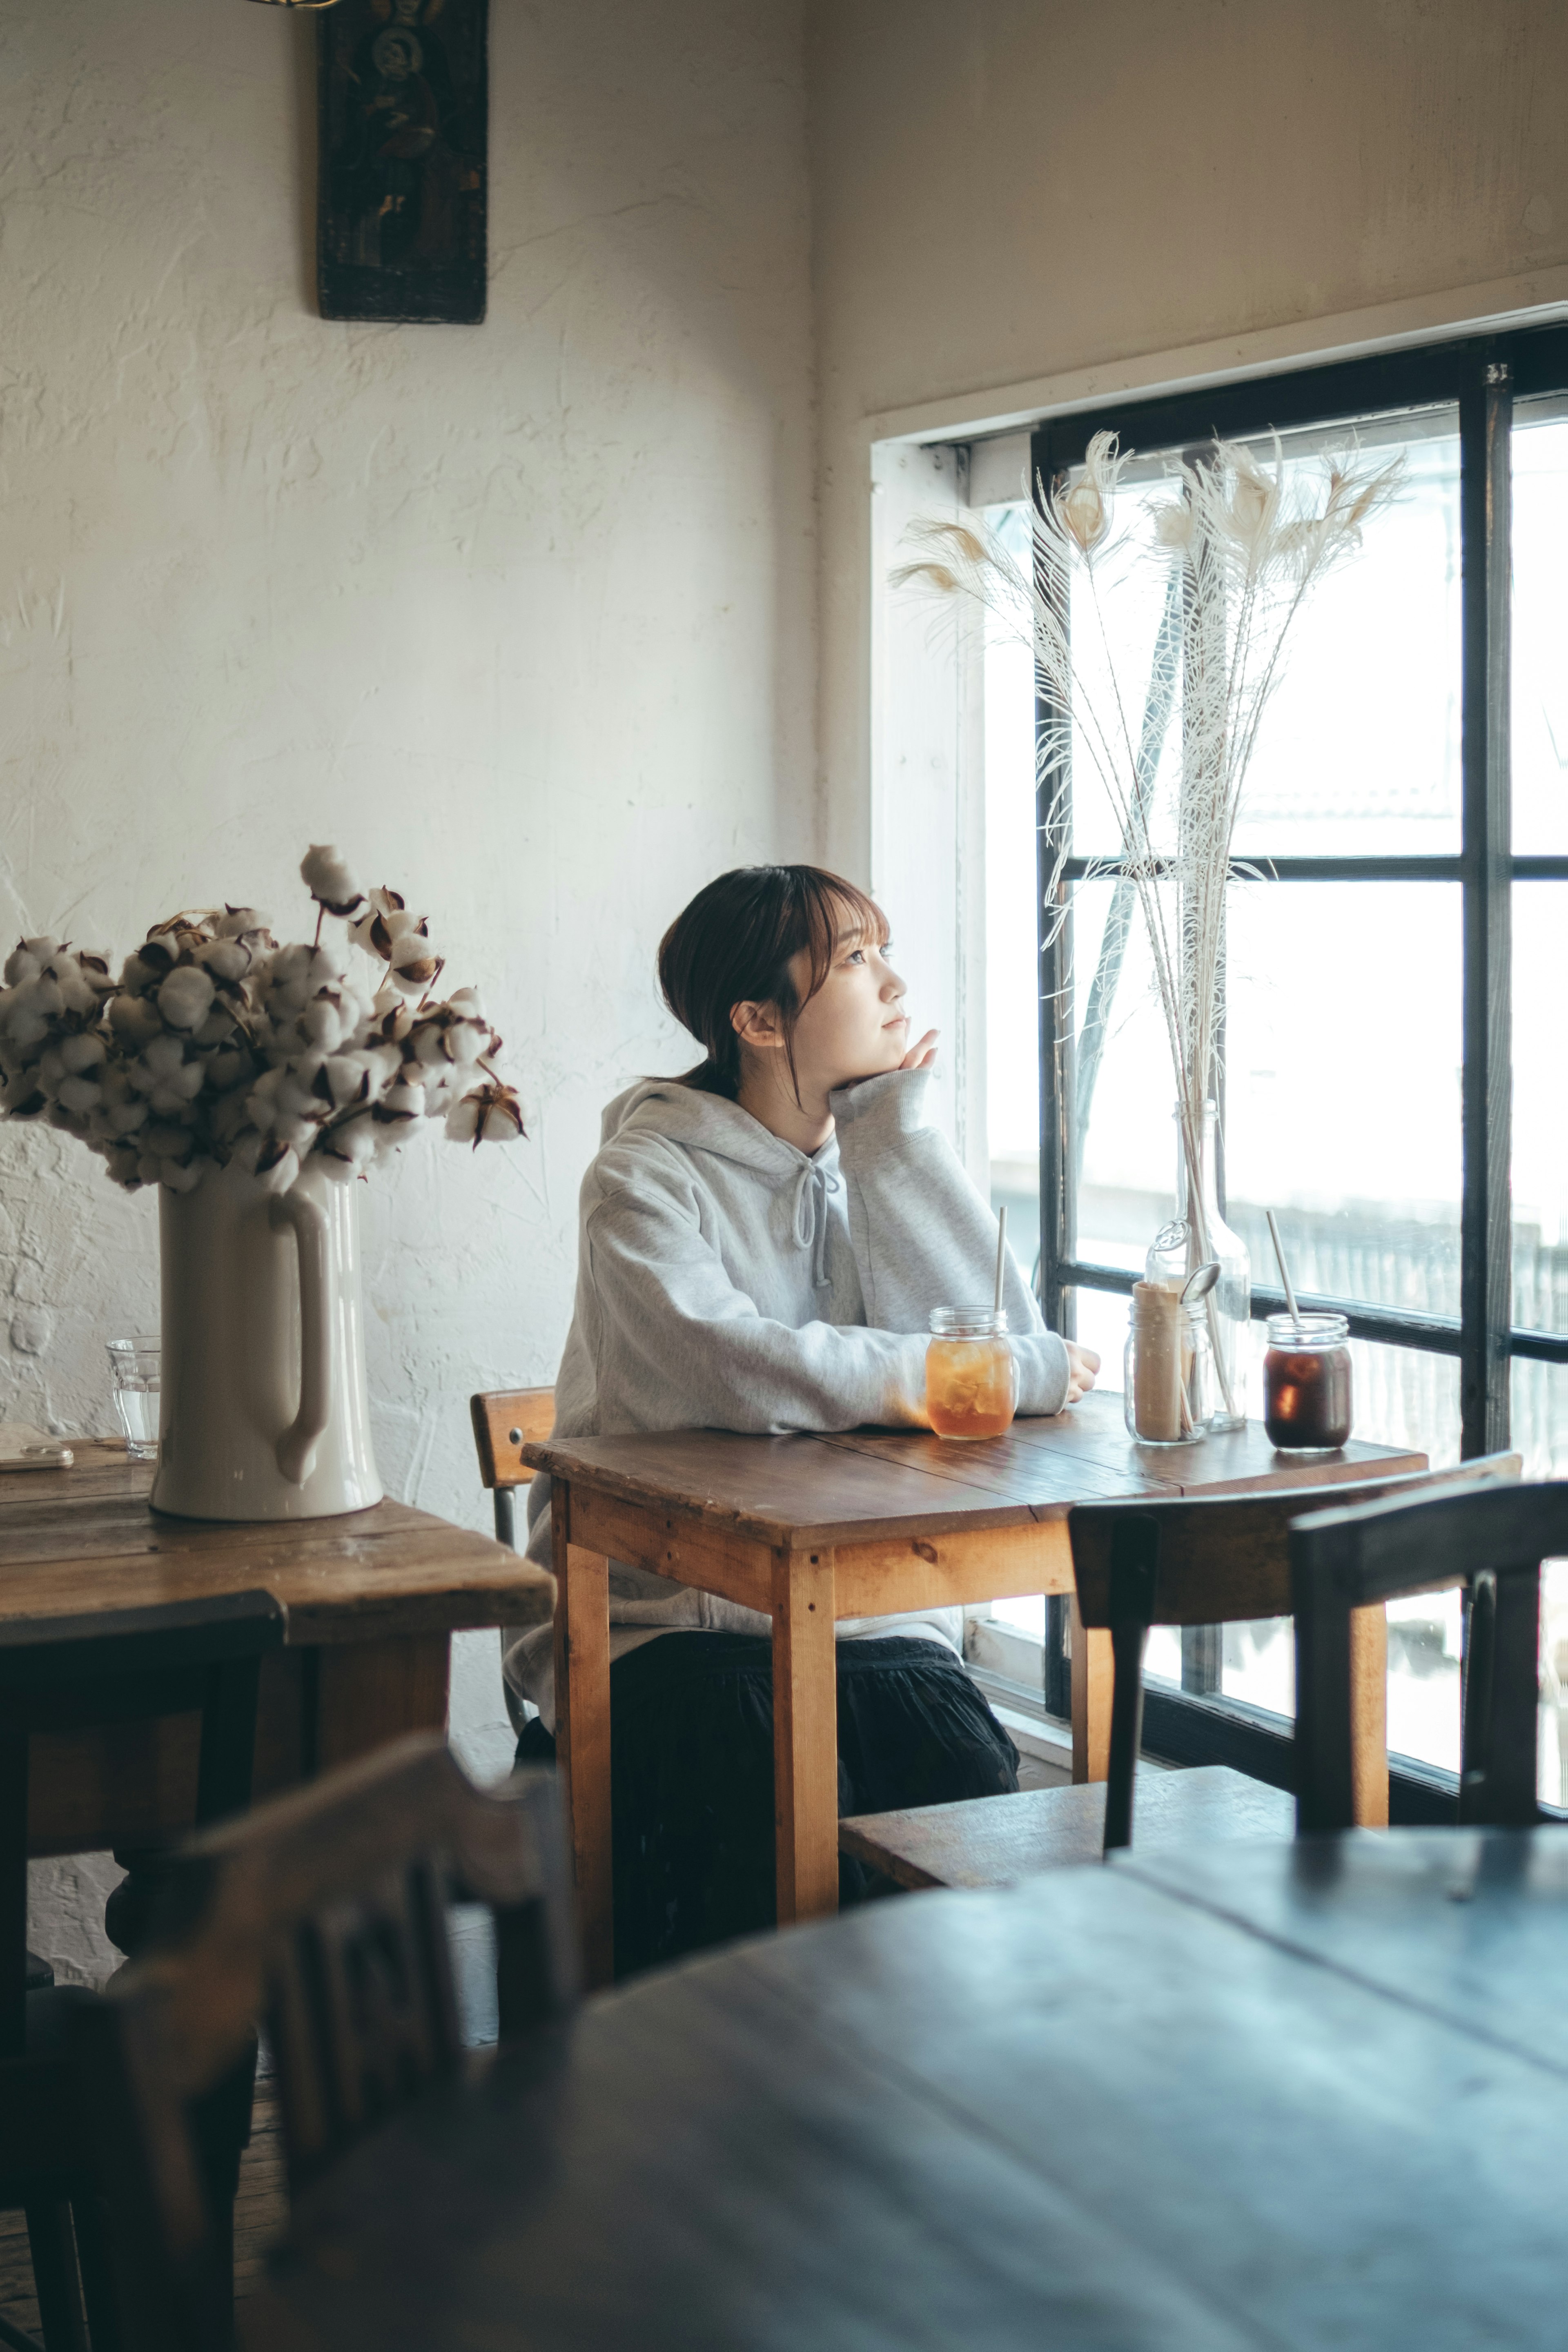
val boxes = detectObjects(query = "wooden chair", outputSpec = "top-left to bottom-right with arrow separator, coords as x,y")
74,1733 -> 577,2352
469,1388 -> 556,1549
0,1590 -> 285,2352
1293,1476 -> 1568,1833
839,1455 -> 1520,1893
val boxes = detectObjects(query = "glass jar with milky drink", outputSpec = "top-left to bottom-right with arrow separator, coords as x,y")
1124,1280 -> 1215,1446
925,1308 -> 1018,1440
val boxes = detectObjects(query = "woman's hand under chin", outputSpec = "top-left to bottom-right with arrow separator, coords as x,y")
897,1028 -> 940,1072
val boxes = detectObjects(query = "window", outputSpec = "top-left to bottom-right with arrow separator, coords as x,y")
975,327 -> 1568,1808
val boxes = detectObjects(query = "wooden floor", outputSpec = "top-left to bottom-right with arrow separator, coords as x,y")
0,2078 -> 289,2339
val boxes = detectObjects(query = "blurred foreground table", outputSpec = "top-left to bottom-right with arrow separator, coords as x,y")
0,1449 -> 554,1854
246,1826 -> 1568,2352
527,1393 -> 1423,1982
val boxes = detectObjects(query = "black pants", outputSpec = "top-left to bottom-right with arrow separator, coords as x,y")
517,1631 -> 1019,1979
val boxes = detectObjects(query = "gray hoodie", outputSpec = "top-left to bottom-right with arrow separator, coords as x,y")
504,1064 -> 1070,1727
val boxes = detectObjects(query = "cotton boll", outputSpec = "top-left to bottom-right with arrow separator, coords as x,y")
372,1078 -> 425,1129
107,1099 -> 149,1137
446,986 -> 486,1022
449,1082 -> 526,1149
59,1031 -> 107,1076
36,1047 -> 66,1094
276,1067 -> 326,1123
142,1033 -> 187,1080
321,1052 -> 373,1109
109,992 -> 163,1044
160,1156 -> 213,1195
50,958 -> 96,1018
313,1142 -> 359,1184
270,944 -> 313,989
269,1115 -> 318,1152
200,937 -> 252,984
3,942 -> 42,987
374,993 -> 415,1045
299,995 -> 349,1054
445,1094 -> 481,1145
234,1131 -> 300,1195
157,966 -> 216,1035
363,1042 -> 402,1092
388,933 -> 441,995
194,1006 -> 240,1050
301,846 -> 365,919
57,1075 -> 103,1117
317,1113 -> 376,1173
214,906 -> 273,942
103,1143 -> 143,1189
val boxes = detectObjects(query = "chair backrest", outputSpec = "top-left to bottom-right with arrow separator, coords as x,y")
76,1735 -> 577,2352
469,1387 -> 556,1547
0,1591 -> 286,2056
1292,1477 -> 1568,1834
1067,1455 -> 1521,1852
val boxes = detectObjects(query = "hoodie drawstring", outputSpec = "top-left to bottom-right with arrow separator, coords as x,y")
793,1162 -> 842,1290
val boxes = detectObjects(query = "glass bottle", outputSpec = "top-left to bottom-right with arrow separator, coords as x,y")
1263,1312 -> 1352,1450
926,1308 -> 1018,1440
1123,1283 -> 1214,1446
1169,1099 -> 1250,1433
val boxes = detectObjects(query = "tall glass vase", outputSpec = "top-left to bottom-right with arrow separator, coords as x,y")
1156,1098 -> 1250,1433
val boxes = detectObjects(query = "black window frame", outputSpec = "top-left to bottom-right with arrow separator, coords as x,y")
1021,323 -> 1568,1774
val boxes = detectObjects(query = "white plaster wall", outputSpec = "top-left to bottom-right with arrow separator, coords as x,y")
0,0 -> 814,1802
808,0 -> 1568,873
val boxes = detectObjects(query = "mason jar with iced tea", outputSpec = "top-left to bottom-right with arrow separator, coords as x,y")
925,1307 -> 1018,1440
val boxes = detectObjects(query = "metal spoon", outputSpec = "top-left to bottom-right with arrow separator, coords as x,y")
1180,1260 -> 1221,1307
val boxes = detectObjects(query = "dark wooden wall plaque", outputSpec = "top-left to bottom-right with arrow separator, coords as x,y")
317,0 -> 488,325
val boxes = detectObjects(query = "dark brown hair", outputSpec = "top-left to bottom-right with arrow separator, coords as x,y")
658,864 -> 888,1101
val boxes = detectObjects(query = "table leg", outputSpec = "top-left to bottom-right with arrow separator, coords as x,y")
771,1549 -> 838,1925
1349,1602 -> 1390,1829
553,1501 -> 613,1989
1070,1596 -> 1113,1785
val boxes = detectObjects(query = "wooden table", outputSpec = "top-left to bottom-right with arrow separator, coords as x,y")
244,1826 -> 1568,2351
528,1394 -> 1424,1982
0,1449 -> 554,1855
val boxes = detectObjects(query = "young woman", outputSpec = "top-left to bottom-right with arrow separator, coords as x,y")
507,864 -> 1098,1972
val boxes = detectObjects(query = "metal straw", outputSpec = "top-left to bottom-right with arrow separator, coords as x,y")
994,1204 -> 1008,1317
1266,1209 -> 1302,1329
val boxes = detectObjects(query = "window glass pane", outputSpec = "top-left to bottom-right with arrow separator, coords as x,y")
1061,410 -> 1460,862
1070,873 -> 1462,1321
982,502 -> 1041,1277
1510,1360 -> 1568,1809
1223,881 -> 1462,1321
1512,401 -> 1568,856
1511,883 -> 1568,1334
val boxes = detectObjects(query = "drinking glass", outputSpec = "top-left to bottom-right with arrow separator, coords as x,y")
107,1335 -> 160,1461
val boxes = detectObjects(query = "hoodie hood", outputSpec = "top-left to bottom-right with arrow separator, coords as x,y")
600,1076 -> 833,1180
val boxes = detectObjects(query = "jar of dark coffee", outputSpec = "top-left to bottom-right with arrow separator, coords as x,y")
1263,1312 -> 1352,1450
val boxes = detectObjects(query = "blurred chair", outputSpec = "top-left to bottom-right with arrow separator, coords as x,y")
76,1734 -> 576,2352
469,1388 -> 556,1550
0,1590 -> 284,2352
840,1456 -> 1519,1893
1293,1475 -> 1568,1832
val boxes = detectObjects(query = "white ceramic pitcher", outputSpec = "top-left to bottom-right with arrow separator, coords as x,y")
151,1155 -> 383,1521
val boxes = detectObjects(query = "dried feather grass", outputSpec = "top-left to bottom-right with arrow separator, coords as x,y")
895,428 -> 1402,1410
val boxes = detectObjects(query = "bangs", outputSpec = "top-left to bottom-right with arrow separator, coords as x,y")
793,875 -> 889,1007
